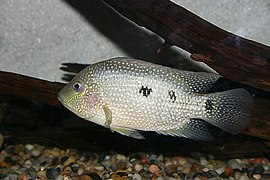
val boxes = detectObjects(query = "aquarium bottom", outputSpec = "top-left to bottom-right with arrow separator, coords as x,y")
0,143 -> 269,180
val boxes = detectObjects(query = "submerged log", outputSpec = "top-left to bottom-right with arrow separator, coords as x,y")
102,0 -> 270,91
0,71 -> 270,143
0,71 -> 63,106
1,0 -> 270,156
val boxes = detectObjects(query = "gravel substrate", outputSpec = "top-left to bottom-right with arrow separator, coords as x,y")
0,144 -> 269,180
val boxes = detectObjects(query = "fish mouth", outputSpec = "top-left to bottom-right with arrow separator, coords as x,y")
58,94 -> 78,116
58,93 -> 65,104
58,94 -> 71,109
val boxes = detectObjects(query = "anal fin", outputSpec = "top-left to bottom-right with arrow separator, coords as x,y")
111,127 -> 145,139
157,119 -> 214,141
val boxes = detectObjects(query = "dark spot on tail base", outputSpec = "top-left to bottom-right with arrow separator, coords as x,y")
205,99 -> 213,112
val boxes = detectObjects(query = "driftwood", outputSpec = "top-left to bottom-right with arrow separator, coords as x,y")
102,0 -> 270,92
0,71 -> 270,141
1,0 -> 270,156
0,71 -> 63,106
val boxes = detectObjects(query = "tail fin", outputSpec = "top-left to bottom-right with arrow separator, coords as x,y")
203,89 -> 252,134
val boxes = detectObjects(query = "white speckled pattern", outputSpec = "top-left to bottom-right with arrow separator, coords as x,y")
90,58 -> 216,131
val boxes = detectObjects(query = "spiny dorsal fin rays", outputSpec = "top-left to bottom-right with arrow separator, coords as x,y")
181,72 -> 221,93
108,58 -> 221,94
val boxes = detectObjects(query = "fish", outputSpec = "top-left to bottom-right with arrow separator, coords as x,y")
58,57 -> 253,141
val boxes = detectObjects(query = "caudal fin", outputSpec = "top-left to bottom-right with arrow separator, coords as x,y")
203,89 -> 252,134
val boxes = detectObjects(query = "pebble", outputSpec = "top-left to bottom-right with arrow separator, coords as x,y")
234,171 -> 242,179
25,167 -> 37,179
78,168 -> 84,175
133,173 -> 142,180
51,157 -> 60,166
116,161 -> 127,170
134,164 -> 143,172
31,148 -> 41,157
8,173 -> 19,180
200,156 -> 208,166
249,158 -> 268,164
36,170 -> 47,180
182,166 -> 191,174
93,166 -> 104,172
62,166 -> 73,177
253,174 -> 261,180
46,168 -> 60,179
14,144 -> 24,154
24,159 -> 32,166
239,174 -> 249,180
116,154 -> 127,162
224,166 -> 233,177
51,147 -> 61,157
246,163 -> 255,173
63,156 -> 76,166
227,159 -> 242,170
157,154 -> 164,162
149,164 -> 160,174
253,164 -> 265,174
156,177 -> 164,180
176,157 -> 189,166
76,175 -> 92,180
55,175 -> 64,180
71,164 -> 79,174
208,170 -> 220,178
192,162 -> 204,172
25,144 -> 34,151
1,144 -> 270,179
209,178 -> 221,180
215,165 -> 226,175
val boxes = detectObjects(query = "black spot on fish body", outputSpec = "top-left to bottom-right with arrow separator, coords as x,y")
147,88 -> 153,96
205,99 -> 213,112
168,90 -> 176,102
139,86 -> 152,97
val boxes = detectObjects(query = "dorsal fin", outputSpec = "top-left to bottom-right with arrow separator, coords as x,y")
181,72 -> 221,93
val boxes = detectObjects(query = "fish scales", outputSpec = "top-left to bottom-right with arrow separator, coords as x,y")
92,60 -> 207,130
58,57 -> 253,141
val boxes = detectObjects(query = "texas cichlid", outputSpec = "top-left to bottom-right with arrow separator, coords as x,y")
58,57 -> 252,141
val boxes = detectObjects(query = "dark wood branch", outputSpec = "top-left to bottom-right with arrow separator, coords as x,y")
0,71 -> 270,141
244,97 -> 270,140
102,0 -> 270,91
0,71 -> 64,106
1,1 -> 270,156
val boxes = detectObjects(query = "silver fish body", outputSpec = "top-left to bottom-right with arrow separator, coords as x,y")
58,57 -> 252,140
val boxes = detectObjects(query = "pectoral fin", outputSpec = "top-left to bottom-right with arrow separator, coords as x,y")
157,119 -> 214,141
103,103 -> 112,128
111,127 -> 145,139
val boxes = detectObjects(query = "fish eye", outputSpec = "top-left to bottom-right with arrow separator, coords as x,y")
72,81 -> 83,92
